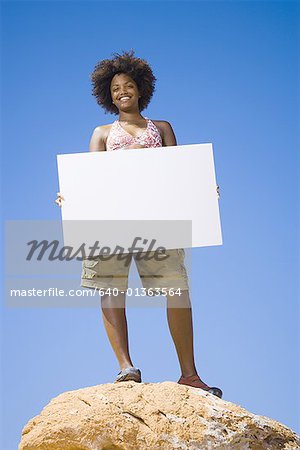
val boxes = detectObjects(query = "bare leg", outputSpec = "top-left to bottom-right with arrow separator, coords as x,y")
166,290 -> 198,378
101,293 -> 134,371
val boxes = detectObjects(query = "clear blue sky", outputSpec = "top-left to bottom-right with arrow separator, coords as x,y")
1,1 -> 299,449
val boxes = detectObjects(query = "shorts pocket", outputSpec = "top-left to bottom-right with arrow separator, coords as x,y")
81,259 -> 99,279
83,259 -> 99,268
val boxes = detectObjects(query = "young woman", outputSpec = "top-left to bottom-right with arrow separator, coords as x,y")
56,51 -> 222,398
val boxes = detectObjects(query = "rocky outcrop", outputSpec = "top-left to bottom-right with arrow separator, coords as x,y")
19,381 -> 300,450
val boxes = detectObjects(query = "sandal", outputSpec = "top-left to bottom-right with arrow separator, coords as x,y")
114,366 -> 142,383
178,374 -> 223,398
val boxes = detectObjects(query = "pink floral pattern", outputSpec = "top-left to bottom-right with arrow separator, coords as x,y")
106,117 -> 163,151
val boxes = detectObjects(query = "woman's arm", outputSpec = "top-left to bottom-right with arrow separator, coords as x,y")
154,121 -> 177,147
162,121 -> 177,146
55,125 -> 107,207
156,120 -> 220,199
89,125 -> 109,152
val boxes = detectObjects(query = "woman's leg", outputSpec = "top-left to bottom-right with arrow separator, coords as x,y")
166,290 -> 223,397
166,290 -> 198,377
101,292 -> 135,371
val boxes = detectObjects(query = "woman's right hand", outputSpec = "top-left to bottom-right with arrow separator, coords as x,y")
55,192 -> 65,208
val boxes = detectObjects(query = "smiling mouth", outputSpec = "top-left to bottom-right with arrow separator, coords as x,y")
119,96 -> 131,102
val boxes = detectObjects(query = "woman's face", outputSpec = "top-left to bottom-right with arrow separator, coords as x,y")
110,73 -> 140,113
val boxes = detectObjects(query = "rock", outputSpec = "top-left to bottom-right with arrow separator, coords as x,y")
19,381 -> 300,450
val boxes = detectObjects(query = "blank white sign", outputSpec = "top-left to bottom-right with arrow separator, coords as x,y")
57,144 -> 223,251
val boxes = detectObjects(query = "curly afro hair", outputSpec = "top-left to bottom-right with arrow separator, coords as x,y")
90,50 -> 157,115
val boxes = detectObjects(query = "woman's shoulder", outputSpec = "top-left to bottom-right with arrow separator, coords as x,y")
150,120 -> 174,134
92,122 -> 115,138
151,119 -> 172,126
91,122 -> 117,143
89,122 -> 116,152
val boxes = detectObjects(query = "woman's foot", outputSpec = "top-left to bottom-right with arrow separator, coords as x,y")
114,366 -> 142,383
178,374 -> 223,398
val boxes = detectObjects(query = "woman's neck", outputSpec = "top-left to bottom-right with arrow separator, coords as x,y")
118,111 -> 145,123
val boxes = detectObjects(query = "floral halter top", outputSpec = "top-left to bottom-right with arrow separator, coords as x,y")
106,117 -> 163,151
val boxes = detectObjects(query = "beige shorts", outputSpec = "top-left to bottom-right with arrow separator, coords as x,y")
80,248 -> 189,292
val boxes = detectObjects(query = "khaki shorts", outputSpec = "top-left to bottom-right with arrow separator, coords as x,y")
80,248 -> 189,292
